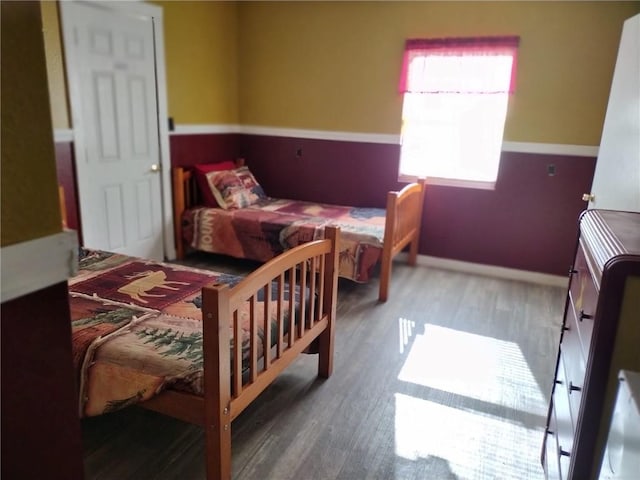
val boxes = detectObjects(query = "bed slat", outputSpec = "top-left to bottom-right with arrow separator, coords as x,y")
263,282 -> 272,369
277,273 -> 285,358
288,266 -> 296,347
299,260 -> 307,338
249,294 -> 258,383
233,311 -> 242,398
308,256 -> 317,326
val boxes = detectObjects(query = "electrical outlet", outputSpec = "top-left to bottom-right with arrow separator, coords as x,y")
295,148 -> 303,158
547,164 -> 556,176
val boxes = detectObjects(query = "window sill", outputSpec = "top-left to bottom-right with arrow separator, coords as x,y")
399,174 -> 496,190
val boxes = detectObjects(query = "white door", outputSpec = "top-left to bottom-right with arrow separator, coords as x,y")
587,14 -> 640,212
61,1 -> 168,260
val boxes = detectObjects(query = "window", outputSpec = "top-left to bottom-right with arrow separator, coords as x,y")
398,36 -> 520,188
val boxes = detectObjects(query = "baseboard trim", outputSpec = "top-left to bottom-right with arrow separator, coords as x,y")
1,230 -> 79,303
397,253 -> 569,288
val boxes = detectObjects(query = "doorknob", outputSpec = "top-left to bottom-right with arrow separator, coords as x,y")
150,164 -> 161,173
582,193 -> 594,202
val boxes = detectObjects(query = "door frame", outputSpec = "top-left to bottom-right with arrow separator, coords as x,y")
60,0 -> 176,259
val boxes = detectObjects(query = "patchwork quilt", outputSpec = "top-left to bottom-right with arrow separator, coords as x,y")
69,249 -> 294,417
183,198 -> 386,283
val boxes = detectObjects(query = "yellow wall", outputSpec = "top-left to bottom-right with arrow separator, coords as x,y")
42,1 -> 240,128
152,1 -> 239,124
41,1 -> 638,144
41,1 -> 70,130
237,1 -> 639,145
1,1 -> 62,246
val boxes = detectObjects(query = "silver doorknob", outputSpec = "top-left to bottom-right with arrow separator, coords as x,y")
582,193 -> 594,202
150,164 -> 161,173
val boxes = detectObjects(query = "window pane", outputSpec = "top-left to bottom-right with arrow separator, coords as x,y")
399,92 -> 509,183
408,55 -> 514,94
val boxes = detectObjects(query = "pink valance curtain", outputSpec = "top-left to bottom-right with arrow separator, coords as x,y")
399,36 -> 520,94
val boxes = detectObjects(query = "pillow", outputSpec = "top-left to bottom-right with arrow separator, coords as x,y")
205,166 -> 267,209
193,161 -> 237,207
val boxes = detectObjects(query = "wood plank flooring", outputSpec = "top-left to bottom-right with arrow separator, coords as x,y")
81,253 -> 565,479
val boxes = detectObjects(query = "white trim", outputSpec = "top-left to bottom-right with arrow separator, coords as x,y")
502,141 -> 599,157
172,123 -> 598,157
150,5 -> 177,261
239,125 -> 401,144
396,252 -> 569,288
171,124 -> 241,135
54,128 -> 74,143
1,230 -> 79,303
399,174 -> 496,190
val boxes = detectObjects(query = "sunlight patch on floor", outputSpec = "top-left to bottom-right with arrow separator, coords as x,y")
397,323 -> 547,415
394,393 -> 545,480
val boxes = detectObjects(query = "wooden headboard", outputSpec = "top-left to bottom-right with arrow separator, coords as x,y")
172,158 -> 245,258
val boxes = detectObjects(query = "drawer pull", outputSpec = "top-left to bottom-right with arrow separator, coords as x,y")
569,381 -> 582,394
562,324 -> 570,332
569,268 -> 578,276
558,446 -> 571,458
579,310 -> 593,321
546,428 -> 554,436
555,379 -> 563,385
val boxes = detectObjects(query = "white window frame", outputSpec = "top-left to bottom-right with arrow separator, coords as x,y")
398,41 -> 517,190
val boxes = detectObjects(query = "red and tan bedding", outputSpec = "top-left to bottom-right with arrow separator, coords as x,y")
174,162 -> 424,303
69,249 -> 295,417
182,198 -> 386,283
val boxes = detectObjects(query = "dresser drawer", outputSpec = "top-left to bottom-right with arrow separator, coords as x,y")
543,400 -> 562,480
561,313 -> 587,419
569,244 -> 598,355
554,354 -> 575,477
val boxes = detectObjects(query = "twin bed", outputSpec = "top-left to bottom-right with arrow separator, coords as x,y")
172,160 -> 425,302
71,228 -> 340,480
71,160 -> 424,478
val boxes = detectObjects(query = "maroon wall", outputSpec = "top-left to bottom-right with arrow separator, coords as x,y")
54,133 -> 241,234
55,142 -> 81,235
169,133 -> 240,167
57,132 -> 596,276
241,135 -> 405,208
1,283 -> 85,480
241,134 -> 596,276
422,152 -> 596,275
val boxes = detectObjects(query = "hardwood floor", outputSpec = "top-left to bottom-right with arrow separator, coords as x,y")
82,253 -> 565,479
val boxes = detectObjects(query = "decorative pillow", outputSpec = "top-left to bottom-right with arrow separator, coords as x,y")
205,166 -> 267,209
193,161 -> 237,207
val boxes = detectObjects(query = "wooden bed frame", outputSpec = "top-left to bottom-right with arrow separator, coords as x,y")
139,226 -> 340,480
172,163 -> 425,302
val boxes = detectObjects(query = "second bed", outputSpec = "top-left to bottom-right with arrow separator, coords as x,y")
173,161 -> 425,302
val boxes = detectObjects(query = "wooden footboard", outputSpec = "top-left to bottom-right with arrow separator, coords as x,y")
141,226 -> 340,480
378,179 -> 426,302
